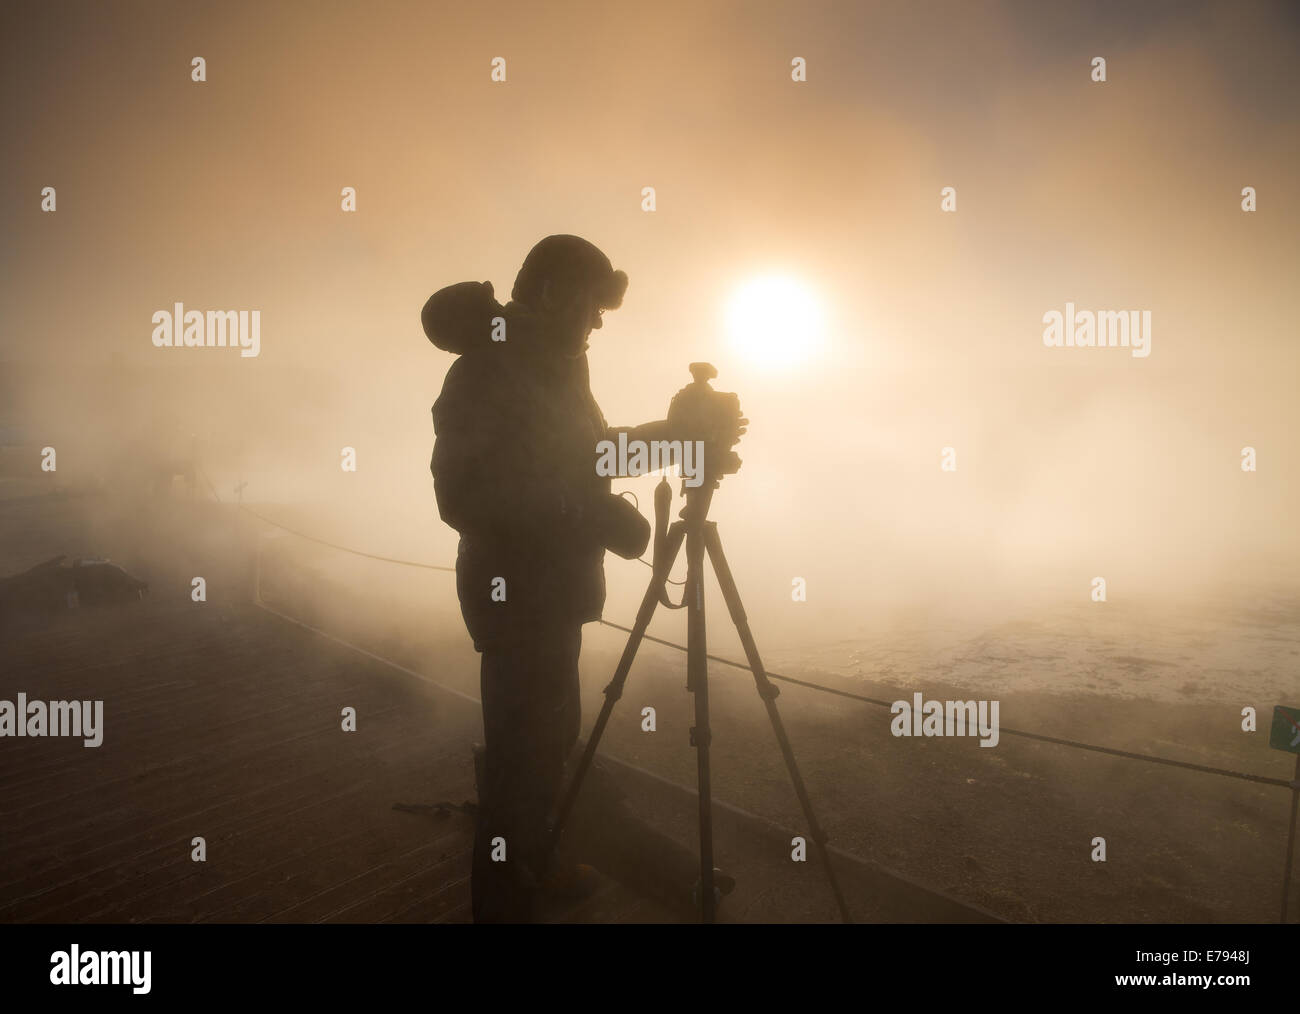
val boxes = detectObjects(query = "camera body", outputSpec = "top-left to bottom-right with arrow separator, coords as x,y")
667,363 -> 743,484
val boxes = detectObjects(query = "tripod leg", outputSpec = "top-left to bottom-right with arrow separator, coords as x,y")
544,521 -> 687,865
685,516 -> 717,924
703,524 -> 854,924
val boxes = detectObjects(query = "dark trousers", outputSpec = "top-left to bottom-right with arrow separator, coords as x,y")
472,622 -> 581,923
471,621 -> 699,923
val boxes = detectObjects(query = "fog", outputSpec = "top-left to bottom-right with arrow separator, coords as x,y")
4,0 -> 1297,678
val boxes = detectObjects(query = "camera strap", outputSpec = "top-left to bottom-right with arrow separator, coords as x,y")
653,477 -> 685,609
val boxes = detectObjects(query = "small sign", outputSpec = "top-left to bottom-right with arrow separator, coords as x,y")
1269,705 -> 1300,753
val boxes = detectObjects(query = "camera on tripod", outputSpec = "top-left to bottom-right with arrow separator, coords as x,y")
666,363 -> 745,485
551,361 -> 850,923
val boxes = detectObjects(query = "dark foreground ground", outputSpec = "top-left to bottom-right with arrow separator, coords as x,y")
2,487 -> 1296,923
0,489 -> 989,923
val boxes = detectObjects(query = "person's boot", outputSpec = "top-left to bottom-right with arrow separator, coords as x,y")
691,868 -> 738,912
538,863 -> 604,905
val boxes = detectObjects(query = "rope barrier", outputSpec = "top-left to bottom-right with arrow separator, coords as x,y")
595,622 -> 1292,788
224,485 -> 671,581
237,503 -> 455,572
213,482 -> 1295,792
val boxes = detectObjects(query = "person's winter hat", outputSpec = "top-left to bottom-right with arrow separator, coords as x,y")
510,235 -> 628,310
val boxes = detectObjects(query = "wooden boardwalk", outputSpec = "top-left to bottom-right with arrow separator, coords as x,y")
0,593 -> 683,923
0,490 -> 998,924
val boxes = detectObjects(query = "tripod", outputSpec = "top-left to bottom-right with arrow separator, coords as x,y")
545,478 -> 853,923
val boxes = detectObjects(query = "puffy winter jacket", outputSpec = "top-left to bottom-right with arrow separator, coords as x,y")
425,280 -> 649,650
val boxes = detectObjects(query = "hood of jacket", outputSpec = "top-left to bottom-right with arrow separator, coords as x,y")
423,280 -> 579,358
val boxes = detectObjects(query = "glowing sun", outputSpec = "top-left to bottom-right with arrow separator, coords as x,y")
724,274 -> 825,368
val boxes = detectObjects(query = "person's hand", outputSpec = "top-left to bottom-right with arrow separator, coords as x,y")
704,398 -> 747,451
665,399 -> 749,447
727,402 -> 749,446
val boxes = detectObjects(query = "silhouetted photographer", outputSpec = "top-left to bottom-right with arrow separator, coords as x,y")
423,235 -> 742,922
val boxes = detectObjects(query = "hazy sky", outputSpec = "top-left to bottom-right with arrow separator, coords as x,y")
3,0 -> 1297,639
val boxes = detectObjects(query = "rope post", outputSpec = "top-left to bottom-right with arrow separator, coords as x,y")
251,529 -> 287,608
1282,751 -> 1300,924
